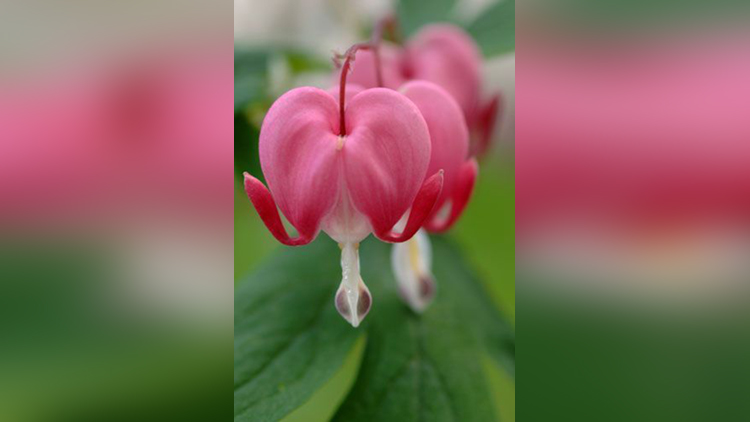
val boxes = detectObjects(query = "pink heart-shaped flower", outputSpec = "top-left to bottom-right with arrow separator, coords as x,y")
399,80 -> 477,232
244,83 -> 444,327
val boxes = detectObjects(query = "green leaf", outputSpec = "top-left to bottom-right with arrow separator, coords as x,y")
281,336 -> 367,422
453,157 -> 515,323
483,353 -> 516,422
468,0 -> 515,57
333,236 -> 514,421
234,234 -> 513,421
234,239 -> 360,421
234,50 -> 271,112
397,0 -> 458,37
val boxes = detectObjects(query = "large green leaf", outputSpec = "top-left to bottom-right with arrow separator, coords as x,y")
234,235 -> 514,421
453,156 -> 515,323
468,0 -> 515,57
234,240 -> 360,421
333,236 -> 514,421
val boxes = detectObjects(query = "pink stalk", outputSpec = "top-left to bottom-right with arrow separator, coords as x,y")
338,43 -> 372,135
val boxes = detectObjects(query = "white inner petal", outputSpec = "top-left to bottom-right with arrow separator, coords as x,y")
336,241 -> 371,327
391,229 -> 435,313
322,174 -> 370,244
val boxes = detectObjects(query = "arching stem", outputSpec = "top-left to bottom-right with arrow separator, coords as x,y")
338,43 -> 372,136
337,16 -> 401,134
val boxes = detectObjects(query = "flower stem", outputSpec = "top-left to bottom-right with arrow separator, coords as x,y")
337,16 -> 401,135
338,43 -> 372,136
369,15 -> 401,88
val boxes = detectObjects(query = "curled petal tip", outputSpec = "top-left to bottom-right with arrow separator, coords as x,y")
243,173 -> 315,246
374,170 -> 444,243
425,158 -> 478,233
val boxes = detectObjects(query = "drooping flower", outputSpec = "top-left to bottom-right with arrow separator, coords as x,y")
390,81 -> 477,312
244,46 -> 444,327
400,81 -> 477,232
344,23 -> 502,156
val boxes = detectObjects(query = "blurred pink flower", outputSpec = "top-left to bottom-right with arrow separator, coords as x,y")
517,32 -> 750,235
345,23 -> 501,155
0,45 -> 233,228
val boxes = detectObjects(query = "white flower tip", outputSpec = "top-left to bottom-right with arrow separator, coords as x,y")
392,230 -> 437,314
398,274 -> 435,314
335,280 -> 371,328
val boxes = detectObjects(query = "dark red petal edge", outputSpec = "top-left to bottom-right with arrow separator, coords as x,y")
475,93 -> 502,157
373,170 -> 444,243
243,172 -> 315,246
425,158 -> 478,233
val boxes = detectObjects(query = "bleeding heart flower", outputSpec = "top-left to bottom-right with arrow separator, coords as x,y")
244,46 -> 444,327
400,80 -> 477,233
344,23 -> 502,156
390,80 -> 478,313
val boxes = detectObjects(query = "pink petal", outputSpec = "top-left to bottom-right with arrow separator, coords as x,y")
408,24 -> 483,122
258,87 -> 341,241
343,43 -> 407,89
342,88 -> 432,238
244,173 -> 315,245
425,159 -> 478,233
376,171 -> 444,242
400,81 -> 469,216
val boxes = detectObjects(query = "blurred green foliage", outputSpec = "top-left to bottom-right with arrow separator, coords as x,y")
0,240 -> 232,422
453,153 -> 516,323
523,285 -> 750,421
234,50 -> 271,112
397,0 -> 458,37
531,0 -> 750,37
397,0 -> 516,57
468,0 -> 516,57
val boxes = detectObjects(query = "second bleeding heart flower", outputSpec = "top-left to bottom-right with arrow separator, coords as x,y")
345,23 -> 502,156
391,81 -> 478,312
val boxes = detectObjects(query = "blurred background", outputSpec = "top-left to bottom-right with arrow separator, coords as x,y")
1,1 -> 233,420
233,0 -> 515,420
517,1 -> 750,421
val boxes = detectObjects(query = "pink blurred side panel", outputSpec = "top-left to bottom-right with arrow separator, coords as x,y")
0,44 -> 234,227
517,32 -> 750,230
